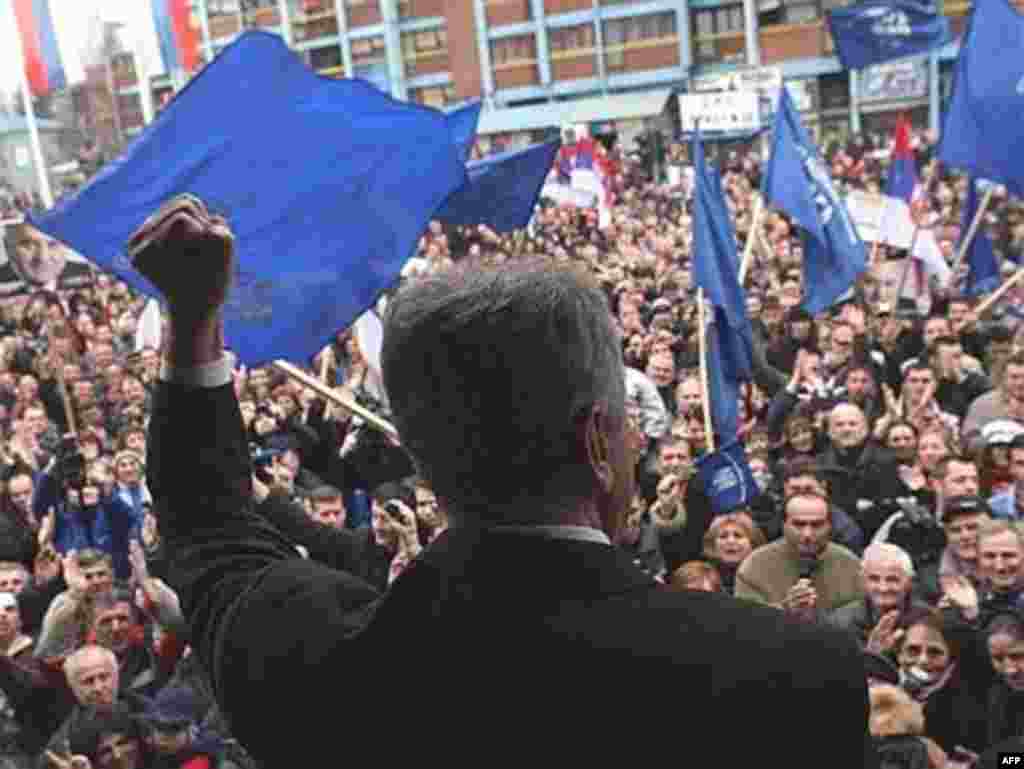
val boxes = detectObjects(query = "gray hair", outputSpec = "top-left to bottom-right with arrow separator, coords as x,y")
862,543 -> 915,577
64,644 -> 117,680
381,261 -> 625,524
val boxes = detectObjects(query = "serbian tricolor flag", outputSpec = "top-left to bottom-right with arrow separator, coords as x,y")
557,138 -> 614,228
151,0 -> 201,74
885,114 -> 921,204
13,0 -> 66,96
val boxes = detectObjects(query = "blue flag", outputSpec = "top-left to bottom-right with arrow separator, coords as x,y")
962,178 -> 1001,296
437,140 -> 560,233
696,440 -> 760,516
938,0 -> 1024,197
27,32 -> 471,367
446,102 -> 482,165
827,0 -> 952,70
691,130 -> 752,444
761,89 -> 867,315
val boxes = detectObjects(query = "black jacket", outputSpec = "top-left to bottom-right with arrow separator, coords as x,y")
147,379 -> 873,768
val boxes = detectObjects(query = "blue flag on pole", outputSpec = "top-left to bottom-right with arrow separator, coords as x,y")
27,32 -> 474,367
962,178 -> 1000,296
691,130 -> 752,443
696,439 -> 760,515
761,89 -> 867,315
826,0 -> 952,70
437,140 -> 560,233
937,0 -> 1024,197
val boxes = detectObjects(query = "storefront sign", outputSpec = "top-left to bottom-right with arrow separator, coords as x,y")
679,91 -> 761,133
859,59 -> 929,102
691,66 -> 783,96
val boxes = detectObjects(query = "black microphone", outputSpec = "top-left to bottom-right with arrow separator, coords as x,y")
798,556 -> 819,581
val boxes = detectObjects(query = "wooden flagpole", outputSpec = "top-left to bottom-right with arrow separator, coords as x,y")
696,288 -> 716,455
738,193 -> 763,284
975,268 -> 1024,317
272,359 -> 399,440
950,186 -> 995,279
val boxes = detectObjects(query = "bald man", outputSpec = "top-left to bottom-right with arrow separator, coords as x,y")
817,403 -> 906,540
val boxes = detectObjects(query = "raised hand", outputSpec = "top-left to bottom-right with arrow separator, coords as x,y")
128,194 -> 235,321
37,508 -> 56,547
33,544 -> 61,585
940,576 -> 979,621
129,539 -> 149,585
386,500 -> 421,555
866,610 -> 903,655
882,384 -> 903,420
63,551 -> 88,599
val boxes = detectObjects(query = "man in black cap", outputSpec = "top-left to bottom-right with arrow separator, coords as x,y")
141,685 -> 231,769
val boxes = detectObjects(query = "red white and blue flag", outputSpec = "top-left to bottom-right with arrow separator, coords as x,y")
885,114 -> 921,204
554,136 -> 615,227
151,0 -> 201,74
13,0 -> 66,96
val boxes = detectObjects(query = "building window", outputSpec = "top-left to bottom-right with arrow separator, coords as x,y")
603,12 -> 677,69
690,5 -> 745,66
208,0 -> 241,15
304,45 -> 342,72
760,0 -> 821,25
819,72 -> 850,110
351,34 -> 389,91
411,84 -> 456,108
490,34 -> 537,66
289,0 -> 339,41
401,28 -> 448,76
400,28 -> 448,59
549,23 -> 596,56
351,35 -> 387,66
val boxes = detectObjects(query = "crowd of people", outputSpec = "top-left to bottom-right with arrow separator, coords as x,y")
0,121 -> 1020,768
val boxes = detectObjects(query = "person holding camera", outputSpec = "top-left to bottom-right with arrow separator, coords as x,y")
251,473 -> 419,594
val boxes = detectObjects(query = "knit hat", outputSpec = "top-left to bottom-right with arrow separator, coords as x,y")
143,685 -> 205,727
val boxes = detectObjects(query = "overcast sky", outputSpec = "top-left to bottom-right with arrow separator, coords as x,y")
1,0 -> 144,93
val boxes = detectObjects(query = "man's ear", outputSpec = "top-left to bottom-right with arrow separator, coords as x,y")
584,406 -> 614,494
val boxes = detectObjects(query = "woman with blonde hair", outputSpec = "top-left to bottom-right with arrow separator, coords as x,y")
702,512 -> 767,595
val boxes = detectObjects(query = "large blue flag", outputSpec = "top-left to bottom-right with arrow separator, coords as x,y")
691,130 -> 752,444
938,0 -> 1024,197
827,0 -> 951,70
761,89 -> 867,315
437,140 -> 560,233
27,32 -> 471,367
962,177 -> 1000,296
446,101 -> 482,165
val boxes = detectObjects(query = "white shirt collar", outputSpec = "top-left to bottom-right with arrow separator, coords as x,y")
486,525 -> 612,546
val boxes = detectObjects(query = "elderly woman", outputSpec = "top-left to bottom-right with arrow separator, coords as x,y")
883,608 -> 989,755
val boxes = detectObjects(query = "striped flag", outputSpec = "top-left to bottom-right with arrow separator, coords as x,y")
12,0 -> 66,96
151,0 -> 201,74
